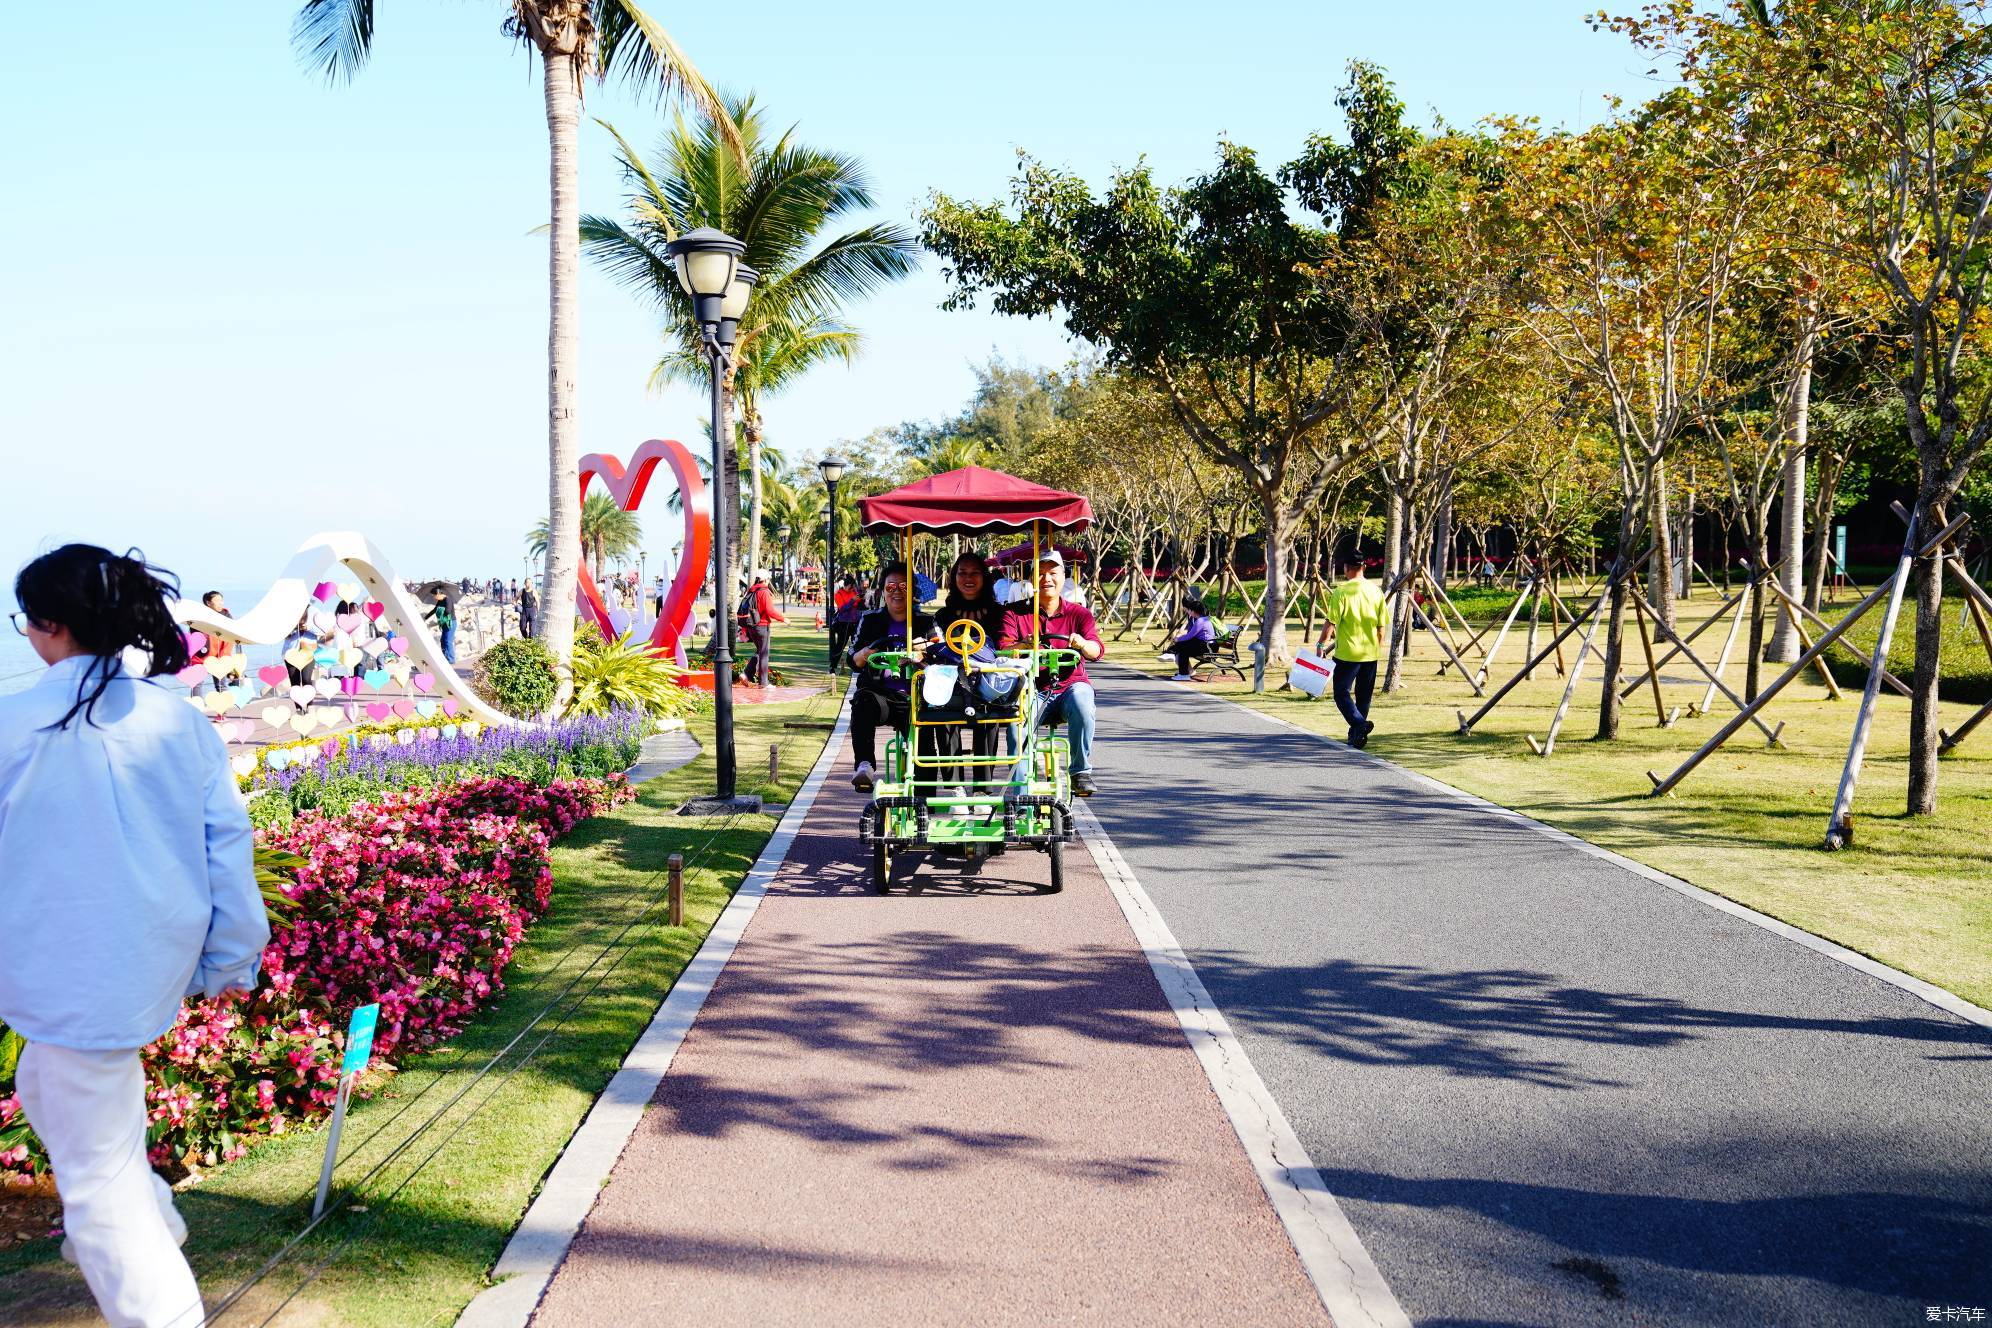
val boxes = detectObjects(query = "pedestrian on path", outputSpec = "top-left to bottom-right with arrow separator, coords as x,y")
738,569 -> 786,686
848,563 -> 934,790
425,586 -> 457,664
1316,551 -> 1387,749
999,551 -> 1104,797
2,545 -> 268,1328
518,582 -> 538,640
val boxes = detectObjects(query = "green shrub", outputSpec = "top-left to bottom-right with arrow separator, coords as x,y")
567,630 -> 701,718
479,636 -> 560,716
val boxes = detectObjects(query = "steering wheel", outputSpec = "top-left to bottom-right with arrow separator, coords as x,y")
944,617 -> 986,659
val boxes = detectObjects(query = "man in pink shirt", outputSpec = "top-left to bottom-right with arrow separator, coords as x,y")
997,551 -> 1103,797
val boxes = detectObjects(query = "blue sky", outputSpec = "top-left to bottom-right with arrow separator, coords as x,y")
1,2 -> 1659,591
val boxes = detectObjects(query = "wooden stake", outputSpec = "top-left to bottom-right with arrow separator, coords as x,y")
1760,574 -> 1910,698
1534,605 -> 1603,757
1629,593 -> 1671,726
1628,588 -> 1784,745
1694,587 -> 1749,718
1474,581 -> 1534,688
1619,583 -> 1750,698
1647,514 -> 1969,799
1460,580 -> 1608,734
1825,512 -> 1921,849
667,853 -> 684,927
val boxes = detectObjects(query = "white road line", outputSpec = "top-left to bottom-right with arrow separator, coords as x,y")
457,695 -> 853,1328
1142,668 -> 1992,1032
1072,799 -> 1413,1328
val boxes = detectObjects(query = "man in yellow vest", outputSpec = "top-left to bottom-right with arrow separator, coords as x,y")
1316,551 -> 1388,749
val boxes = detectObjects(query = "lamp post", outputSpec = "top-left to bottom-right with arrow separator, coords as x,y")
668,227 -> 755,806
818,455 -> 848,671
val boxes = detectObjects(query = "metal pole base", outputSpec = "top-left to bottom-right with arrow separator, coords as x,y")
677,795 -> 766,816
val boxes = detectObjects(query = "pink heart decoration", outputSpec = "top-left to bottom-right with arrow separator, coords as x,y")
364,702 -> 393,723
411,672 -> 435,694
174,664 -> 207,688
575,439 -> 710,662
335,612 -> 363,634
182,631 -> 207,656
313,581 -> 338,603
391,699 -> 416,719
257,665 -> 288,689
388,636 -> 408,656
340,676 -> 362,696
363,601 -> 385,621
320,739 -> 340,758
440,698 -> 460,717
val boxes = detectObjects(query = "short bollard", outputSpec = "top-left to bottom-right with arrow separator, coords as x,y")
1249,640 -> 1269,693
768,742 -> 780,782
667,853 -> 684,928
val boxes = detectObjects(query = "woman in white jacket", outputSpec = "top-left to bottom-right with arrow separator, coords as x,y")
1,544 -> 268,1328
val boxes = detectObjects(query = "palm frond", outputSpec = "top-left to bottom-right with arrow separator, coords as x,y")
594,0 -> 734,157
754,225 -> 922,323
579,213 -> 679,309
292,0 -> 375,83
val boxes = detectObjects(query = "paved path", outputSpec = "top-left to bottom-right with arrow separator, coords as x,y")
1087,665 -> 1992,1326
528,761 -> 1329,1326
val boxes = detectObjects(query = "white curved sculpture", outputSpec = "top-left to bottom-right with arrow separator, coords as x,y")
171,531 -> 513,729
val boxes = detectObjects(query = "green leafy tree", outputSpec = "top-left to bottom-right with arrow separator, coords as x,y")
292,0 -> 726,707
924,66 -> 1448,663
526,492 -> 643,578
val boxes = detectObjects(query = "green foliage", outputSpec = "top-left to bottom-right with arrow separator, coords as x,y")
567,629 -> 701,718
526,493 -> 643,576
479,636 -> 562,717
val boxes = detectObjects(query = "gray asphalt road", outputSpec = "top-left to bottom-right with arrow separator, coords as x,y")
1086,665 -> 1992,1328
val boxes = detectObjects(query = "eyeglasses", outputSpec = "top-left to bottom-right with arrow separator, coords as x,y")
9,612 -> 35,637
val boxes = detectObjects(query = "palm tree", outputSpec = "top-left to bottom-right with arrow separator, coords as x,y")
917,437 -> 992,477
293,0 -> 727,706
581,94 -> 918,588
527,493 -> 643,579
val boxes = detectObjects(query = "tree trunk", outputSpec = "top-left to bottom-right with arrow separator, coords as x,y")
1384,487 -> 1406,587
719,379 -> 741,589
1256,494 -> 1293,665
1428,482 -> 1453,589
1648,461 -> 1676,631
538,43 -> 584,707
1596,573 -> 1628,740
745,408 -> 766,581
1906,518 -> 1946,815
1768,345 -> 1812,662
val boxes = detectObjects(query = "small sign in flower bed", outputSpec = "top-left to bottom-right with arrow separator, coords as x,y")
0,772 -> 634,1185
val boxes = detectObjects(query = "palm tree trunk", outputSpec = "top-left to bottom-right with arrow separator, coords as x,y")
745,407 -> 766,580
538,42 -> 584,706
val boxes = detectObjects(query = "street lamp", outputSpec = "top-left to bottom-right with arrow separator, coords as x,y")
818,455 -> 847,671
669,227 -> 753,807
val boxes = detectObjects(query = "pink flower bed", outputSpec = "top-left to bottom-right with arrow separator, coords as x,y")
0,774 -> 632,1182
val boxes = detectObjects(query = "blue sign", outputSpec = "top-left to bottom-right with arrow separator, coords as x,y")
341,1004 -> 379,1076
1834,524 -> 1847,571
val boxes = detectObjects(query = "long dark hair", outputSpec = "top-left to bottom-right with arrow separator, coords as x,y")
15,544 -> 190,730
944,552 -> 997,610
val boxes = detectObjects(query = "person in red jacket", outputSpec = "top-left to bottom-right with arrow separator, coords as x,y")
739,569 -> 786,686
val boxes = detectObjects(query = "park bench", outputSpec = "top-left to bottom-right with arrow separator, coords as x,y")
1199,624 -> 1250,682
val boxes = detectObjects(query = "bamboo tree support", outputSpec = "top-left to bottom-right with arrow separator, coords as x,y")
1458,577 -> 1611,735
1418,591 -> 1485,697
1474,580 -> 1535,688
1694,587 -> 1749,718
1628,587 -> 1784,745
1618,582 -> 1750,698
1759,575 -> 1910,698
1647,514 -> 1969,799
1628,594 -> 1676,726
1824,511 -> 1923,850
1937,553 -> 1992,755
1523,582 -> 1543,681
1547,583 -> 1568,676
1526,602 -> 1605,757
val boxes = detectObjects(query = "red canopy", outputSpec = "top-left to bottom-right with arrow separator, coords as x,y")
859,465 -> 1092,536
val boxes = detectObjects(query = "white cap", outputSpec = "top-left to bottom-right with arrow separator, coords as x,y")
752,568 -> 771,582
1035,550 -> 1065,570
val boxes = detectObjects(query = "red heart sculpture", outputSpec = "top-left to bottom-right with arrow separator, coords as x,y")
574,439 -> 711,661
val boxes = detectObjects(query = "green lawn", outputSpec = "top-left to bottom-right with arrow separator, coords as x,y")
0,627 -> 843,1328
1115,603 -> 1992,1012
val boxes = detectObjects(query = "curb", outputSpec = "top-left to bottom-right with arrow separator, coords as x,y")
457,692 -> 853,1328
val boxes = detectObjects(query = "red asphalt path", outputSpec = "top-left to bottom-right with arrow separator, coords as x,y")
529,773 -> 1330,1327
